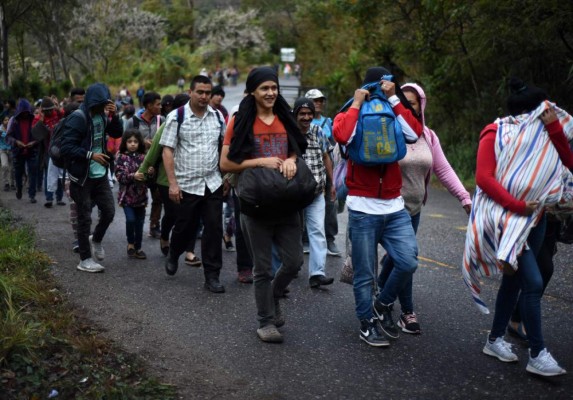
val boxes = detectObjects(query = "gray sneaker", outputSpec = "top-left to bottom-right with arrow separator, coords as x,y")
483,336 -> 518,362
257,324 -> 283,343
89,235 -> 105,261
77,258 -> 105,273
327,241 -> 341,257
526,349 -> 566,376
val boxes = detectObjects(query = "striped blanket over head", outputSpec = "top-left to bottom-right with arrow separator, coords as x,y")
462,101 -> 573,314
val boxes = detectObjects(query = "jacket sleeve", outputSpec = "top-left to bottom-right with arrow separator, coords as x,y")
389,97 -> 423,142
60,112 -> 90,161
105,114 -> 124,139
545,120 -> 573,169
333,108 -> 359,145
428,130 -> 472,206
114,154 -> 133,184
475,124 -> 526,214
138,125 -> 164,175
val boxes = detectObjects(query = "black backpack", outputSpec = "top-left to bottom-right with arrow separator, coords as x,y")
49,109 -> 86,169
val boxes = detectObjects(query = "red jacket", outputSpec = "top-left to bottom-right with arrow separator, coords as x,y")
333,102 -> 423,199
476,119 -> 573,215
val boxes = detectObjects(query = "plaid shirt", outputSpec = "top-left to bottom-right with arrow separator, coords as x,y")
303,124 -> 332,195
160,104 -> 224,196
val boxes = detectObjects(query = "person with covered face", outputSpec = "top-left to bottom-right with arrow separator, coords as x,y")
333,67 -> 423,347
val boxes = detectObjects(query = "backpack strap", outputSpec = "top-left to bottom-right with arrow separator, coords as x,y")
176,106 -> 185,136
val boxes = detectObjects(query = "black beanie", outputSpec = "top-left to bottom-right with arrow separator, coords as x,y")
293,97 -> 315,117
362,67 -> 392,85
507,77 -> 548,116
246,67 -> 279,93
212,85 -> 225,97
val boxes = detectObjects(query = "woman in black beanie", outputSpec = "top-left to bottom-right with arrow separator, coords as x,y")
220,66 -> 306,343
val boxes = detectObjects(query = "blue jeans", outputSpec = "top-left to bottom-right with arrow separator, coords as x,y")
123,206 -> 146,250
349,208 -> 418,320
378,212 -> 421,313
490,215 -> 547,356
305,194 -> 327,277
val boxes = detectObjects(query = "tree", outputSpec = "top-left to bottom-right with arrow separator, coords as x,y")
68,0 -> 166,75
0,0 -> 34,88
195,7 -> 268,64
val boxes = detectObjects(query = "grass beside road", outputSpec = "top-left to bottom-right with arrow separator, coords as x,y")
0,207 -> 176,399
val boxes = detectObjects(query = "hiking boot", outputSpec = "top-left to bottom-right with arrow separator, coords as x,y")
398,312 -> 421,334
274,299 -> 285,328
483,336 -> 518,362
238,269 -> 254,284
309,275 -> 334,288
327,241 -> 341,257
373,300 -> 400,339
257,324 -> 283,343
77,258 -> 105,273
526,349 -> 566,376
89,235 -> 105,261
360,318 -> 390,347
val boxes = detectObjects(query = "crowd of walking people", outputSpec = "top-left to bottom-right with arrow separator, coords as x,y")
1,65 -> 571,378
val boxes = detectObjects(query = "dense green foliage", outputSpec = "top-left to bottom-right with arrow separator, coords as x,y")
2,0 -> 572,179
0,208 -> 176,399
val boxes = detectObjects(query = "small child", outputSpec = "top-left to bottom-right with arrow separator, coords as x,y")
0,116 -> 13,191
115,129 -> 152,259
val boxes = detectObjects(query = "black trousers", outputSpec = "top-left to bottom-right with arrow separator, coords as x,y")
169,185 -> 223,279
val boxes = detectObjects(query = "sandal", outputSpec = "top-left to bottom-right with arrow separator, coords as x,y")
507,322 -> 527,341
184,256 -> 202,267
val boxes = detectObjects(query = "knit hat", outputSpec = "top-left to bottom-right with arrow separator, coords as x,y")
246,66 -> 279,93
305,89 -> 326,100
362,67 -> 392,85
293,97 -> 315,117
40,96 -> 55,110
212,86 -> 225,97
507,77 -> 548,116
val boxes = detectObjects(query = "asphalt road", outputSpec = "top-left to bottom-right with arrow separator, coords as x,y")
2,83 -> 573,399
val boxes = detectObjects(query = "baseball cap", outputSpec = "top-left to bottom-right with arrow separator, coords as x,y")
305,89 -> 326,100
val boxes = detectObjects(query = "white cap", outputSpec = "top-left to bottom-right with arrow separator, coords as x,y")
304,89 -> 326,100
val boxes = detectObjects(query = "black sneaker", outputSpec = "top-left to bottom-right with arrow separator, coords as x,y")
373,300 -> 400,339
165,256 -> 178,276
359,318 -> 390,347
398,312 -> 421,334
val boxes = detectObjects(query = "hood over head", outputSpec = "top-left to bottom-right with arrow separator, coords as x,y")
81,83 -> 112,114
401,83 -> 426,129
14,98 -> 33,120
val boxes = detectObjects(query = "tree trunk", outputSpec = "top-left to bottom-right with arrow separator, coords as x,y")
0,5 -> 9,89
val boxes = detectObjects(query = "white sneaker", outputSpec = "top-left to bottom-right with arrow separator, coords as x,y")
483,336 -> 518,362
526,349 -> 566,376
77,257 -> 105,273
89,235 -> 105,261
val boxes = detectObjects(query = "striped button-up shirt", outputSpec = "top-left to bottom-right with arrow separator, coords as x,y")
160,103 -> 224,196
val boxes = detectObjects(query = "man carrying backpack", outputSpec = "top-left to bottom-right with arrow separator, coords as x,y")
333,67 -> 423,347
60,83 -> 123,273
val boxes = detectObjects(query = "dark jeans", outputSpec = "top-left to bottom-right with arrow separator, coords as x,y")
169,185 -> 223,279
149,183 -> 162,230
69,176 -> 115,261
159,184 -> 199,253
241,211 -> 303,328
511,217 -> 558,324
232,190 -> 253,272
123,206 -> 146,249
490,215 -> 546,356
378,212 -> 421,313
13,154 -> 38,199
